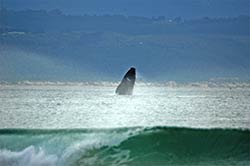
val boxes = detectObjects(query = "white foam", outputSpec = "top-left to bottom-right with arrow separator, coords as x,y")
1,80 -> 250,88
60,129 -> 142,165
0,146 -> 58,166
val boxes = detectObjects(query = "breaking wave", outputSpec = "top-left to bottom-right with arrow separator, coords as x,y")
1,80 -> 250,89
0,127 -> 249,166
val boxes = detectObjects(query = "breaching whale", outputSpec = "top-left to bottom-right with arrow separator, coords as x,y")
115,67 -> 136,95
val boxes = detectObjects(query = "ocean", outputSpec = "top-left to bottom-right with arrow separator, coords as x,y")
0,83 -> 249,166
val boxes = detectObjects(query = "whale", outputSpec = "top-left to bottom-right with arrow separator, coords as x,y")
115,67 -> 136,95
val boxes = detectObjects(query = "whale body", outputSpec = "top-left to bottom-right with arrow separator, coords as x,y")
115,67 -> 136,95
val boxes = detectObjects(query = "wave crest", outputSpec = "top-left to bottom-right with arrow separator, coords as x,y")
0,127 -> 249,166
0,146 -> 58,166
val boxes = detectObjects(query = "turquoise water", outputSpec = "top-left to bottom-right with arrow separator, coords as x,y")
0,127 -> 249,166
0,84 -> 249,165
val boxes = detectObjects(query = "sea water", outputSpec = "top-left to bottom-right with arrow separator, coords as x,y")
0,83 -> 249,166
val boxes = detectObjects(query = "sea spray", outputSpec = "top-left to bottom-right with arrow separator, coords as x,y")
59,128 -> 141,165
0,146 -> 57,166
0,127 -> 249,166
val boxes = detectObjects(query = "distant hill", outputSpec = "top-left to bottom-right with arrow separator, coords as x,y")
1,9 -> 250,35
0,10 -> 249,82
3,0 -> 250,18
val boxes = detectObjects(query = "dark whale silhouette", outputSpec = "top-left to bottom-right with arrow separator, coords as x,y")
115,67 -> 136,95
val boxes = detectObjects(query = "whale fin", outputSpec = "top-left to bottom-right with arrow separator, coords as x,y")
115,67 -> 136,95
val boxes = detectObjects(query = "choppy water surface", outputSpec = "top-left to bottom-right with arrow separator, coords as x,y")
0,84 -> 249,166
0,84 -> 249,129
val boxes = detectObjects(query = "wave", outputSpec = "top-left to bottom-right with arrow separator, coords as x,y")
0,146 -> 57,166
0,127 -> 249,166
1,80 -> 250,88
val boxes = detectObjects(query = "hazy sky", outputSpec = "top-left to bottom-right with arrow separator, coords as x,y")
3,0 -> 250,18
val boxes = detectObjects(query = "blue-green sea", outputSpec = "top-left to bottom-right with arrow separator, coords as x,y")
0,83 -> 249,166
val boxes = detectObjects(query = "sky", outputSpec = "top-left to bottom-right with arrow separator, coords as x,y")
2,0 -> 250,18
